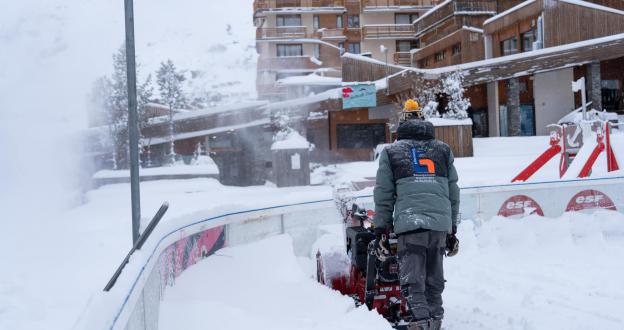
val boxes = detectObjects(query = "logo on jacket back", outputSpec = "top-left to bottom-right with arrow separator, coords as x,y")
411,148 -> 435,176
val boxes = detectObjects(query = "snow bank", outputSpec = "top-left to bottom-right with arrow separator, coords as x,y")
93,163 -> 219,179
160,210 -> 624,330
445,211 -> 624,329
159,234 -> 392,330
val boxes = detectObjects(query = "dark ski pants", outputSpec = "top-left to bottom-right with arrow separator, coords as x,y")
397,230 -> 446,321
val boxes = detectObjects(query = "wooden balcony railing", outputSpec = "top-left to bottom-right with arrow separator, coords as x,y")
362,0 -> 438,7
256,26 -> 308,40
393,52 -> 412,65
415,0 -> 496,35
255,0 -> 345,11
362,24 -> 415,39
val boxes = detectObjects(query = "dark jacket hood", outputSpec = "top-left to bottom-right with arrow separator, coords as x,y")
397,119 -> 435,141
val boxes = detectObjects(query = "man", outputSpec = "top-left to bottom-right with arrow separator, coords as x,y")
373,99 -> 460,330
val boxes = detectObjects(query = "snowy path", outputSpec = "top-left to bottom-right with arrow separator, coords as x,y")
160,211 -> 624,330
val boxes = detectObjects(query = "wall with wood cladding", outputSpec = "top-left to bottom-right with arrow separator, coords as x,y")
342,56 -> 404,82
543,0 -> 624,47
434,124 -> 474,157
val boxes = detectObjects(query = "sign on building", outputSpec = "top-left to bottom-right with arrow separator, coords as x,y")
342,84 -> 377,109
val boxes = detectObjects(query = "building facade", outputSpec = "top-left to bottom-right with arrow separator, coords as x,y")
253,0 -> 439,101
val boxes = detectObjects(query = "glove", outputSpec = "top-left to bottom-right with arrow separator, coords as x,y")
374,227 -> 391,260
446,234 -> 459,257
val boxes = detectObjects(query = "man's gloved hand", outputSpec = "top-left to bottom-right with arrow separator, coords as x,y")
374,227 -> 391,260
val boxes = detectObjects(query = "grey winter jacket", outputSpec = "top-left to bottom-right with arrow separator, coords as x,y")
373,119 -> 460,234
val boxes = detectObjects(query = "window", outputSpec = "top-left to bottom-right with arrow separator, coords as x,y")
521,29 -> 535,52
277,15 -> 301,27
348,15 -> 360,28
336,15 -> 343,28
337,124 -> 386,149
395,13 -> 419,24
500,37 -> 518,56
313,15 -> 320,29
434,50 -> 446,62
313,44 -> 320,59
348,42 -> 361,54
452,43 -> 462,56
396,40 -> 417,52
276,44 -> 303,57
338,42 -> 345,54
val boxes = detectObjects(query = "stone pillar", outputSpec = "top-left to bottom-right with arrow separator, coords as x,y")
587,62 -> 602,110
487,82 -> 500,137
506,77 -> 521,136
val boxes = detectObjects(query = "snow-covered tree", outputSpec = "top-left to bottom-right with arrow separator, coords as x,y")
156,59 -> 188,165
441,71 -> 470,119
94,46 -> 153,169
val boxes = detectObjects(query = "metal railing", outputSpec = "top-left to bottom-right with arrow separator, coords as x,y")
415,0 -> 496,35
362,24 -> 415,39
362,0 -> 438,7
255,0 -> 345,11
256,26 -> 308,39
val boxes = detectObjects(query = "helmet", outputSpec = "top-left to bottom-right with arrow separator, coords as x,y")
400,99 -> 424,122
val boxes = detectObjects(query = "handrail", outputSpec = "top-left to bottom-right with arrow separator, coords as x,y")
103,202 -> 169,292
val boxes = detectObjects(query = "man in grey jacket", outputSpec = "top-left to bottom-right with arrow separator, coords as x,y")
373,104 -> 460,330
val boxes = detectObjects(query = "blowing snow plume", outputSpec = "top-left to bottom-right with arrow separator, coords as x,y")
0,0 -> 256,220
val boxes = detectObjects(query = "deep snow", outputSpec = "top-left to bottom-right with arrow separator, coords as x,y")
160,211 -> 624,330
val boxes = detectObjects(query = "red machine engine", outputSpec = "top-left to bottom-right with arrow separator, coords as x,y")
316,204 -> 413,328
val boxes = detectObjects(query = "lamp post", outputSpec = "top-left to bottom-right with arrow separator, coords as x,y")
124,0 -> 141,244
380,45 -> 389,95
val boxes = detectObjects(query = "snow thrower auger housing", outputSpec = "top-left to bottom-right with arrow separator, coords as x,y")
316,203 -> 417,329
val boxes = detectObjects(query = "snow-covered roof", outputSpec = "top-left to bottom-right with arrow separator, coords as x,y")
256,7 -> 346,15
143,118 -> 270,146
425,32 -> 624,75
483,0 -> 537,26
276,73 -> 342,87
149,101 -> 268,124
271,131 -> 311,150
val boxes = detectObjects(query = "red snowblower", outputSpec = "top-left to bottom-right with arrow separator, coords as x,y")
316,203 -> 417,329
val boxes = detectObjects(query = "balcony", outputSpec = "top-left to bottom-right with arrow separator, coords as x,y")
362,0 -> 438,10
393,52 -> 412,65
318,28 -> 346,40
415,0 -> 496,36
254,0 -> 346,12
257,56 -> 321,71
362,24 -> 415,39
256,26 -> 308,40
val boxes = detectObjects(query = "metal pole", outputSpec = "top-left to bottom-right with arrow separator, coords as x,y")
125,0 -> 141,244
580,77 -> 587,121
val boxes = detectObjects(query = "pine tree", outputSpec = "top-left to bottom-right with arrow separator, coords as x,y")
156,59 -> 188,165
97,45 -> 153,169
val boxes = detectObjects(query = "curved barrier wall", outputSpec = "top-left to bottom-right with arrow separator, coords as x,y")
76,176 -> 624,330
74,199 -> 341,330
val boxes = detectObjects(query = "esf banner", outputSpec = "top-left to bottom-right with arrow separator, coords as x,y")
342,84 -> 377,109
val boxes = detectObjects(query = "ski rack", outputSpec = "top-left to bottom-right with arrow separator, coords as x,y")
512,120 -> 620,182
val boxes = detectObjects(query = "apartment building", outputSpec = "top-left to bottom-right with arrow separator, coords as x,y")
253,0 -> 439,101
482,0 -> 624,137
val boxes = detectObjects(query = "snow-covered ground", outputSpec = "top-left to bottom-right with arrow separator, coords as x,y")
312,135 -> 624,187
160,211 -> 624,330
